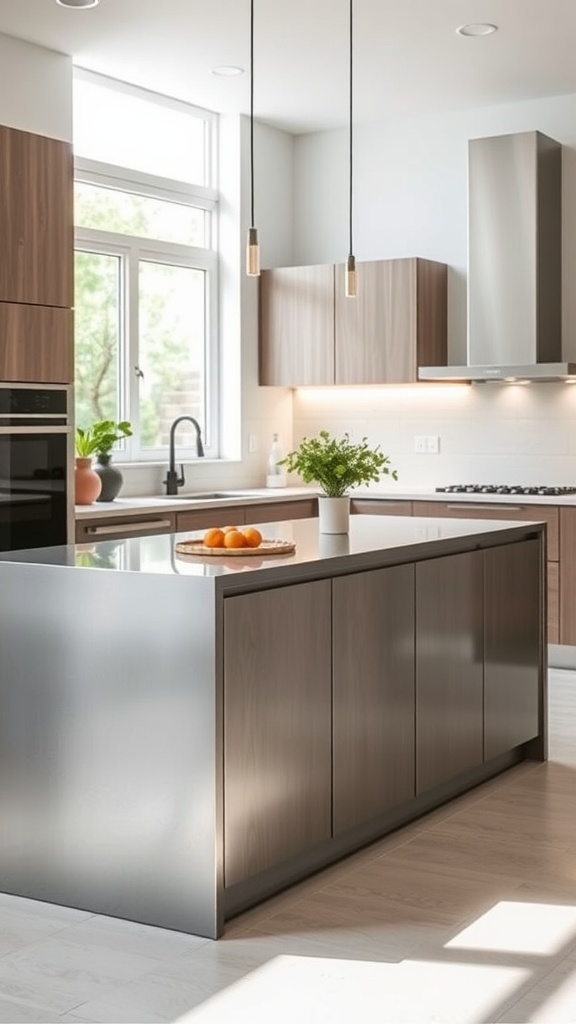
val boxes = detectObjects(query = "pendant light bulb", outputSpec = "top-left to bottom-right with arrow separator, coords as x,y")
346,0 -> 357,297
246,0 -> 261,277
345,254 -> 357,298
246,226 -> 260,276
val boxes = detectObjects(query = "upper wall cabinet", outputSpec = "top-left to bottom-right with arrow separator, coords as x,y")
259,263 -> 335,386
259,257 -> 447,387
0,125 -> 73,309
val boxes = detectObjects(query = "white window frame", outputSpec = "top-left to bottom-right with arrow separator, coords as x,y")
73,69 -> 220,463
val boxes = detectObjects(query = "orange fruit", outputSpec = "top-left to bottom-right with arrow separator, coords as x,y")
222,525 -> 239,533
203,527 -> 225,548
242,526 -> 263,548
223,529 -> 247,549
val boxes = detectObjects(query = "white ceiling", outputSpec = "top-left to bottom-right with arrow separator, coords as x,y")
1,0 -> 576,134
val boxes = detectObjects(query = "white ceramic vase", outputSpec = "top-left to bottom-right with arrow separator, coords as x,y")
318,495 -> 351,534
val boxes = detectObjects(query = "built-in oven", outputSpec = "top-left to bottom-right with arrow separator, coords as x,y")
0,384 -> 73,552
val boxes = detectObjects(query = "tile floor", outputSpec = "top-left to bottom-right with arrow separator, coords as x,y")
0,668 -> 575,1023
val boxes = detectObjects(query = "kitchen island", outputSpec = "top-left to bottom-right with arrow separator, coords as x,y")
0,515 -> 547,939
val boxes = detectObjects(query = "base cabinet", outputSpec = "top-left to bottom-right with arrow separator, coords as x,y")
332,565 -> 415,834
484,540 -> 542,758
416,550 -> 484,793
223,581 -> 333,887
223,537 -> 544,895
413,500 -> 559,644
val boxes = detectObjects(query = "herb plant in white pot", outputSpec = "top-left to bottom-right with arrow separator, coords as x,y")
281,430 -> 397,534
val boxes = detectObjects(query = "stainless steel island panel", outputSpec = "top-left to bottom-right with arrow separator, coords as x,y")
0,563 -> 222,939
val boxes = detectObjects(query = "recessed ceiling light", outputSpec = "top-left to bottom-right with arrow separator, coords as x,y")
56,0 -> 99,7
212,66 -> 245,77
457,23 -> 498,37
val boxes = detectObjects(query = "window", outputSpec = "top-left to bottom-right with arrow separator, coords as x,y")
73,69 -> 219,461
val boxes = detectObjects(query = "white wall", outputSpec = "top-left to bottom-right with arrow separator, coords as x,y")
291,92 -> 576,487
0,33 -> 72,140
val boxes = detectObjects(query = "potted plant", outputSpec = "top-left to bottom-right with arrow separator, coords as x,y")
281,430 -> 397,533
75,419 -> 132,504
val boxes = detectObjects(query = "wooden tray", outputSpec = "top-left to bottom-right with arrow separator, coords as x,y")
175,538 -> 296,558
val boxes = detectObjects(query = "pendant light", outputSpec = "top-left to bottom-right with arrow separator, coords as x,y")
345,0 -> 357,297
246,0 -> 261,276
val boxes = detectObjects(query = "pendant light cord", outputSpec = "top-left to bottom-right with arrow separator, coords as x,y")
348,0 -> 353,260
250,0 -> 255,231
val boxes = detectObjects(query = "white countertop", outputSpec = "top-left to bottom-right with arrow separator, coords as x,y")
75,487 -> 315,519
75,484 -> 576,521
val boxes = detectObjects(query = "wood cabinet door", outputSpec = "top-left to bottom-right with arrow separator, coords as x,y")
416,550 -> 484,793
414,499 -> 559,641
351,499 -> 413,516
224,580 -> 332,887
332,565 -> 415,835
76,514 -> 175,543
259,264 -> 334,385
0,303 -> 73,383
484,540 -> 542,760
176,507 -> 246,532
245,498 -> 317,524
334,258 -> 447,384
0,126 -> 73,308
560,507 -> 576,645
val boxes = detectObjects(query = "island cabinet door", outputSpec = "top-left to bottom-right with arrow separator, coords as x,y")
416,550 -> 484,794
223,580 -> 332,888
484,540 -> 542,760
332,565 -> 416,835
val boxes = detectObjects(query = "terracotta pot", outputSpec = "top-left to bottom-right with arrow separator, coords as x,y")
75,457 -> 102,505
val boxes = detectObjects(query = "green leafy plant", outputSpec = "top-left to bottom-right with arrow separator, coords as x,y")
281,430 -> 397,498
75,419 -> 132,458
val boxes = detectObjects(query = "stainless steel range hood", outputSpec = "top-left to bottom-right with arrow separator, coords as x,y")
419,131 -> 576,382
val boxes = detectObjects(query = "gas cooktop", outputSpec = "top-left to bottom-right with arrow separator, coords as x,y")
436,484 -> 576,496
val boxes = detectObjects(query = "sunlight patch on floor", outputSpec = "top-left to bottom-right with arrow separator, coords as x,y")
446,901 -> 576,956
178,955 -> 528,1024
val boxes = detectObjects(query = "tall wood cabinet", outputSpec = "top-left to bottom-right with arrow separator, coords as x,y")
0,124 -> 73,382
259,257 -> 447,386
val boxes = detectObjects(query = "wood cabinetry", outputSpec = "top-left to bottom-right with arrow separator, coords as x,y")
351,498 -> 413,517
332,565 -> 415,835
259,264 -> 334,386
76,497 -> 318,543
560,508 -> 576,645
413,500 -> 559,643
222,528 -> 545,908
0,125 -> 73,308
259,258 -> 447,387
0,303 -> 73,383
76,512 -> 177,543
223,581 -> 332,887
416,550 -> 484,793
334,258 -> 447,385
484,540 -> 542,760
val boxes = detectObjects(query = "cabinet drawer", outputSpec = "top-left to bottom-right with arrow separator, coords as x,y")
176,507 -> 246,532
76,514 -> 175,542
413,501 -> 559,562
246,499 -> 317,524
351,499 -> 412,517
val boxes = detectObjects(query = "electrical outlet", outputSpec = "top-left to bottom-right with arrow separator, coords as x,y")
248,433 -> 258,454
426,435 -> 440,453
414,435 -> 427,453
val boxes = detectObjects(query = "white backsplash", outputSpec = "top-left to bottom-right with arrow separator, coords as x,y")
292,382 -> 576,489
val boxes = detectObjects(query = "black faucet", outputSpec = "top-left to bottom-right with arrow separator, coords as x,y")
164,416 -> 205,495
